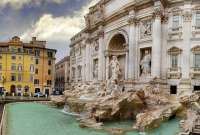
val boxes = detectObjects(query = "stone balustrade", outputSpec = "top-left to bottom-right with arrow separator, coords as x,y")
167,67 -> 182,79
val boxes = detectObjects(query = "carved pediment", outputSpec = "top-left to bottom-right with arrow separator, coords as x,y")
168,47 -> 182,54
191,46 -> 200,53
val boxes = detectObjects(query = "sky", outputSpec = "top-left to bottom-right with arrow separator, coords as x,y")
0,0 -> 99,62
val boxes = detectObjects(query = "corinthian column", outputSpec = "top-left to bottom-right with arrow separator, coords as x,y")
182,8 -> 192,79
98,28 -> 104,81
152,7 -> 162,78
85,38 -> 90,82
128,14 -> 137,80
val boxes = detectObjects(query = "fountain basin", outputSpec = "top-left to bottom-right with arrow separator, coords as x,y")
5,103 -> 181,135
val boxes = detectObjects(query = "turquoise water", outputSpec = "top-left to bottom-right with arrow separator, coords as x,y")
6,103 -> 181,135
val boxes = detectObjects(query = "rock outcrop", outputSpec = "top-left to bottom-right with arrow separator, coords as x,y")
50,95 -> 66,106
134,104 -> 182,131
61,81 -> 200,133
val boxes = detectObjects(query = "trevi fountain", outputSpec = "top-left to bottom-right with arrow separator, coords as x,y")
51,56 -> 200,135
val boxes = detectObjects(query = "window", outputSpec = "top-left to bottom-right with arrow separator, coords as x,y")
35,68 -> 38,74
11,55 -> 16,60
196,13 -> 200,27
48,69 -> 51,75
172,15 -> 180,29
11,74 -> 16,81
72,68 -> 75,78
30,65 -> 34,72
171,55 -> 178,68
78,66 -> 82,78
48,60 -> 52,66
47,80 -> 52,85
194,54 -> 200,68
18,48 -> 22,53
35,59 -> 39,64
0,74 -> 2,81
18,74 -> 22,82
194,86 -> 200,92
170,85 -> 177,94
47,51 -> 53,58
0,54 -> 2,59
11,63 -> 16,71
30,75 -> 34,82
18,64 -> 22,71
0,64 -> 2,70
35,50 -> 40,56
34,79 -> 39,84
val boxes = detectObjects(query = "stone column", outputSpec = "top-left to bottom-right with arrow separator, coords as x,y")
98,29 -> 104,81
106,55 -> 109,80
161,16 -> 169,79
182,6 -> 192,79
125,50 -> 129,80
89,44 -> 93,81
152,9 -> 162,78
128,16 -> 136,80
85,39 -> 90,82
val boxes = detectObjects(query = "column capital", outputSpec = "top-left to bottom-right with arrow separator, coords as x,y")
153,8 -> 163,19
162,14 -> 169,24
85,38 -> 92,44
97,30 -> 104,38
152,0 -> 164,20
183,11 -> 192,22
127,17 -> 138,25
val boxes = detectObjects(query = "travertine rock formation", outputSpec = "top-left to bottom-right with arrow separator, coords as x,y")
62,82 -> 186,132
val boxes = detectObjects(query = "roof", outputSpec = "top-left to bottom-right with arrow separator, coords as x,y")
56,56 -> 70,66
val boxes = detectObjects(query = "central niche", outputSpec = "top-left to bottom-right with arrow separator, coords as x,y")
108,33 -> 127,80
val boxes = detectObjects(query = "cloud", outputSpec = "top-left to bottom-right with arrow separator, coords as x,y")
21,0 -> 100,42
0,0 -> 64,10
20,0 -> 100,61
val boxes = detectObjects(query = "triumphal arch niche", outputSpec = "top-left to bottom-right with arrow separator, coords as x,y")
105,31 -> 128,81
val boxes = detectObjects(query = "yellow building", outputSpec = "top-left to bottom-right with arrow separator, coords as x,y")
0,36 -> 56,96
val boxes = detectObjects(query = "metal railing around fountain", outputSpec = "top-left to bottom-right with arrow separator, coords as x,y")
0,96 -> 50,103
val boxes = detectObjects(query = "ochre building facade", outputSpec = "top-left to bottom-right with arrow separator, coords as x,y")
0,36 -> 56,95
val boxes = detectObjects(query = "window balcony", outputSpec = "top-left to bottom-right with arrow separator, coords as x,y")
168,27 -> 183,41
167,67 -> 182,79
192,26 -> 200,38
190,67 -> 200,79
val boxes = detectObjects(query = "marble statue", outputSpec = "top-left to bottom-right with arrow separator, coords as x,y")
110,56 -> 121,81
140,50 -> 151,76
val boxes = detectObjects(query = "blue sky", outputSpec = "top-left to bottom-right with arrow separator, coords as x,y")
0,0 -> 99,62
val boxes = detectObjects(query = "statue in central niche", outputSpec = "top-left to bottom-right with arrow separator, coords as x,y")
110,56 -> 121,81
140,50 -> 151,76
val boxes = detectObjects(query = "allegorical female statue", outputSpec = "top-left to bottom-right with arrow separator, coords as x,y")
110,56 -> 121,81
140,50 -> 151,76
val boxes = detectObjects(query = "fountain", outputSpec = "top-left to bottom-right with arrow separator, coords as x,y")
62,104 -> 81,117
49,56 -> 200,135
